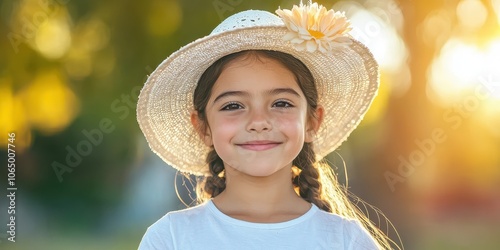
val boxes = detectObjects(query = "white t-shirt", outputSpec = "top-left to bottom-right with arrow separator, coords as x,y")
138,200 -> 378,250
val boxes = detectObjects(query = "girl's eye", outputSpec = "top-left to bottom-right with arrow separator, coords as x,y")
221,102 -> 243,111
273,100 -> 293,108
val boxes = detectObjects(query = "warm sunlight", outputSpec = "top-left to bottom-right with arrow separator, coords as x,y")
34,10 -> 72,59
0,79 -> 32,151
428,37 -> 500,106
19,71 -> 80,135
456,0 -> 488,29
334,0 -> 410,96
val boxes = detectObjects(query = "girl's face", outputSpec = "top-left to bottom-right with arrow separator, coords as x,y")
201,55 -> 316,177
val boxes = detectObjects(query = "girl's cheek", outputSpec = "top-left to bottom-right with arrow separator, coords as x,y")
215,116 -> 242,133
275,113 -> 306,126
219,115 -> 243,127
274,115 -> 306,134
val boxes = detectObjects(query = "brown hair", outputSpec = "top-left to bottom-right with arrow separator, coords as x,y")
191,50 -> 400,249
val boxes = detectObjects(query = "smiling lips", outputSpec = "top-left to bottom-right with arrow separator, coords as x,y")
236,140 -> 282,151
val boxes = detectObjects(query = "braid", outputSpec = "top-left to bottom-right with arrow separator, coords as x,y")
203,149 -> 226,198
292,143 -> 332,212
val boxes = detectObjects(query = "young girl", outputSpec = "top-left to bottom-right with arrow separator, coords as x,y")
137,1 -> 398,249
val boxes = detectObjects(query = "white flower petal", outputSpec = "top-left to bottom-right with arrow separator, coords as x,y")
297,27 -> 310,36
306,40 -> 318,52
291,37 -> 305,44
334,36 -> 352,45
318,45 -> 327,53
294,42 -> 307,51
283,31 -> 298,41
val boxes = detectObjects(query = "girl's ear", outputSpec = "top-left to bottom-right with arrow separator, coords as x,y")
305,105 -> 324,143
190,111 -> 213,146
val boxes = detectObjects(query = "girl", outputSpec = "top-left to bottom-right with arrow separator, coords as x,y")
137,1 -> 398,249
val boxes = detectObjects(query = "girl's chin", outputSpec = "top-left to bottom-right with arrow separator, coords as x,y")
226,164 -> 289,177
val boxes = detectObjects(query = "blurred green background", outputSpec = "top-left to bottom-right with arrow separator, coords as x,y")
1,0 -> 499,249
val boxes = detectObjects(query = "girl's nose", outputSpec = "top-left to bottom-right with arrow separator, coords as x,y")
246,109 -> 272,132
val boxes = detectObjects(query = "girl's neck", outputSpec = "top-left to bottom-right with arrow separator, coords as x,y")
211,164 -> 311,222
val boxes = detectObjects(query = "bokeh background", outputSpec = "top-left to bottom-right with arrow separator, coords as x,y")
1,0 -> 499,249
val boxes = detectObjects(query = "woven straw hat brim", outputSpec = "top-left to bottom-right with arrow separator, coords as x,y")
137,25 -> 379,176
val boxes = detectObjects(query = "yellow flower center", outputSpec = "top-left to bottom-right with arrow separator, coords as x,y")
308,29 -> 325,39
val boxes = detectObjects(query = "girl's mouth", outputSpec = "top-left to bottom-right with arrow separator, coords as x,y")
236,141 -> 282,151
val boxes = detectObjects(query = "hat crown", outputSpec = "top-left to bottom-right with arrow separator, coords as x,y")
211,10 -> 283,35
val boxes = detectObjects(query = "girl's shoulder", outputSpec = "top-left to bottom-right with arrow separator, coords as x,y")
314,207 -> 358,225
138,202 -> 211,249
314,209 -> 377,244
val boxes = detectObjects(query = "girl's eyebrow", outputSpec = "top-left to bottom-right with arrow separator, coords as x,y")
266,88 -> 301,98
212,91 -> 250,104
212,88 -> 301,104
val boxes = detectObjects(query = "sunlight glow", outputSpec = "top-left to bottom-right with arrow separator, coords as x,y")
457,0 -> 488,29
493,0 -> 500,24
478,99 -> 500,138
0,80 -> 32,151
442,40 -> 483,86
334,1 -> 410,96
419,10 -> 452,48
349,9 -> 407,72
428,38 -> 500,106
35,13 -> 72,59
20,71 -> 80,135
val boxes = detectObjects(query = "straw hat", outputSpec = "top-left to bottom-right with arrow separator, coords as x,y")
137,2 -> 379,176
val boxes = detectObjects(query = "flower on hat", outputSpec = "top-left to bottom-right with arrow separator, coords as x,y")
276,1 -> 352,53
